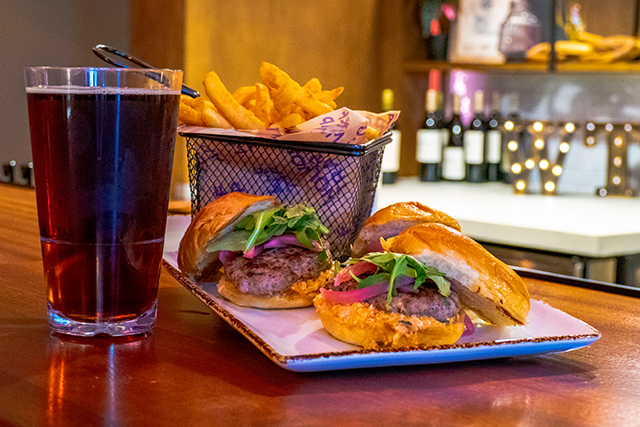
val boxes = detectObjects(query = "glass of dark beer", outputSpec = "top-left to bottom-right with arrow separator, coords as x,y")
24,67 -> 182,336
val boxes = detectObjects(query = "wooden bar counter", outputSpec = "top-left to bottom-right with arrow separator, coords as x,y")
1,184 -> 640,426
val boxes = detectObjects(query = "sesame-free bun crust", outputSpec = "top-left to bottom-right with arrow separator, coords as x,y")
177,192 -> 279,281
313,294 -> 465,349
351,202 -> 461,258
383,223 -> 530,326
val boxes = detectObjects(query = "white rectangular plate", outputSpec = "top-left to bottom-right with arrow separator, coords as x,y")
164,215 -> 600,372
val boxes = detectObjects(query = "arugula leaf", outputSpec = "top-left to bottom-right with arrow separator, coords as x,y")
333,260 -> 341,278
356,272 -> 390,289
206,230 -> 251,252
387,255 -> 407,306
349,252 -> 451,303
207,202 -> 329,255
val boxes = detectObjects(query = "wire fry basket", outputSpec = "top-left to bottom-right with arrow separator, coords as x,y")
180,131 -> 392,261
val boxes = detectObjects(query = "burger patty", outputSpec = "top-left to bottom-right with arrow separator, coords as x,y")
335,276 -> 460,321
224,246 -> 330,295
366,287 -> 460,322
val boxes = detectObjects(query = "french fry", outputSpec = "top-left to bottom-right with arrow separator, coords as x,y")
201,107 -> 233,129
365,126 -> 379,141
233,85 -> 257,106
277,112 -> 306,129
185,63 -> 352,132
203,71 -> 266,130
253,83 -> 280,126
178,102 -> 205,126
261,62 -> 334,117
181,94 -> 196,107
273,82 -> 297,116
313,87 -> 344,104
303,77 -> 322,93
191,96 -> 216,112
185,96 -> 233,129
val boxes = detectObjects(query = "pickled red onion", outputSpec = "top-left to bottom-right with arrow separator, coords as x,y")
320,282 -> 389,304
462,313 -> 475,336
263,234 -> 322,251
219,250 -> 237,264
322,275 -> 419,305
334,261 -> 378,287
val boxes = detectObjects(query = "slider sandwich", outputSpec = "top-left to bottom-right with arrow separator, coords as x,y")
351,201 -> 461,257
178,192 -> 334,308
315,204 -> 530,350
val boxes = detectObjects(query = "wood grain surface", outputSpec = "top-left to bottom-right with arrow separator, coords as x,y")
1,184 -> 639,426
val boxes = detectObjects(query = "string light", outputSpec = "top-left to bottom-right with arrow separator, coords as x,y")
625,124 -> 632,132
552,165 -> 563,176
508,141 -> 518,151
515,181 -> 526,191
533,122 -> 543,132
559,142 -> 570,153
544,182 -> 555,192
614,156 -> 622,167
605,123 -> 614,131
613,176 -> 621,185
586,122 -> 595,131
525,159 -> 536,169
511,163 -> 522,174
586,136 -> 595,145
534,139 -> 544,149
614,137 -> 623,146
539,159 -> 549,170
504,121 -> 514,131
565,123 -> 575,133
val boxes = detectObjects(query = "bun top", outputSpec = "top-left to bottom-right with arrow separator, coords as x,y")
366,201 -> 461,230
383,223 -> 530,326
351,201 -> 461,257
177,192 -> 279,280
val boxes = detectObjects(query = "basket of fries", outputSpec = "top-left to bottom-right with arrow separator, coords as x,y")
178,62 -> 399,261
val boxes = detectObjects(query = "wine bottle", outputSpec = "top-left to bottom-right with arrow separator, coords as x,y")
380,89 -> 401,184
465,90 -> 486,183
485,91 -> 504,182
416,88 -> 443,181
442,94 -> 465,181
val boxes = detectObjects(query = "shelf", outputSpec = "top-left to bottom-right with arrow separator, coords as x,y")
404,60 -> 640,74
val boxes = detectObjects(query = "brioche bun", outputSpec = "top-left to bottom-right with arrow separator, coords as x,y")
313,294 -> 466,350
177,192 -> 278,282
351,202 -> 461,258
383,223 -> 530,326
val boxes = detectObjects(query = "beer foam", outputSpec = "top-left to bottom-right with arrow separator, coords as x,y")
26,85 -> 180,95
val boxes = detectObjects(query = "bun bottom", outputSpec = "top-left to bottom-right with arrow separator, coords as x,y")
313,294 -> 465,350
217,268 -> 334,309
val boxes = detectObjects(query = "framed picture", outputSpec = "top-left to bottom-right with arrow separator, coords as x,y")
449,0 -> 511,64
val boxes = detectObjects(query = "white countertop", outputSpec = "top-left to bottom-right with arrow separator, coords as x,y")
375,178 -> 640,258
